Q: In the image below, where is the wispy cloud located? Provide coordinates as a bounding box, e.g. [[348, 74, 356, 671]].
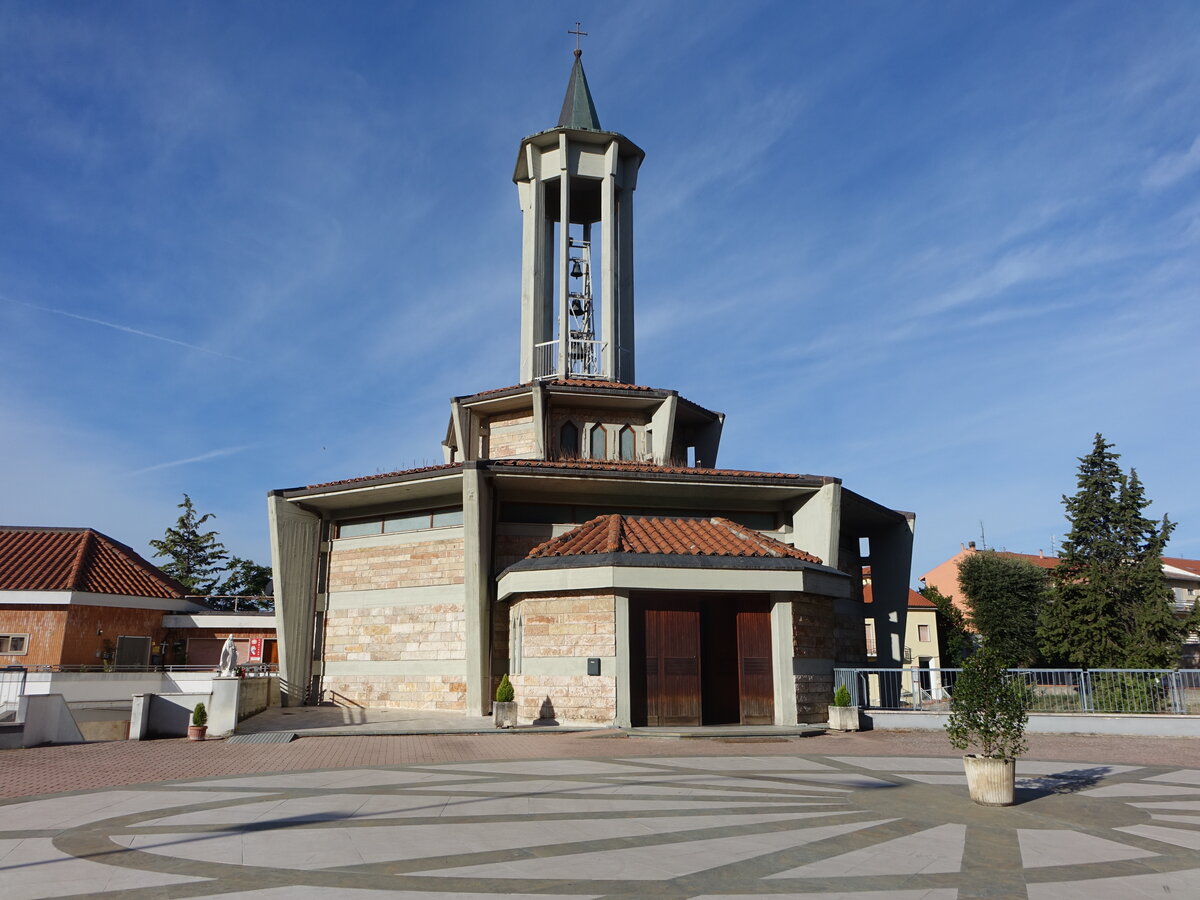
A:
[[127, 445, 252, 476], [1144, 134, 1200, 190], [4, 297, 241, 361]]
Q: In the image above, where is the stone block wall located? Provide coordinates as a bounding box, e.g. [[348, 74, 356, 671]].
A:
[[508, 590, 617, 725], [792, 592, 836, 723], [328, 538, 464, 591], [483, 411, 538, 458], [323, 603, 465, 662], [320, 674, 466, 711], [511, 674, 617, 724]]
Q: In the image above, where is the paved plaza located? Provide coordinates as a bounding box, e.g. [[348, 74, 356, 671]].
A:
[[2, 730, 1200, 899]]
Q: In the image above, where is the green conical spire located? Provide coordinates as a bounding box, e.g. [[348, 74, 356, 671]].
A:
[[557, 49, 601, 130]]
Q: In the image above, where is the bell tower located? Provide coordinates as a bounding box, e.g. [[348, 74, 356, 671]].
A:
[[515, 47, 644, 384]]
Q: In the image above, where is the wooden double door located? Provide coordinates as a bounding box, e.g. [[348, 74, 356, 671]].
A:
[[632, 594, 775, 726]]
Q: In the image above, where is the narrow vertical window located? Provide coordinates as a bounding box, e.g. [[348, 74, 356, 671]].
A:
[[619, 425, 635, 460], [589, 425, 607, 459], [560, 421, 579, 458]]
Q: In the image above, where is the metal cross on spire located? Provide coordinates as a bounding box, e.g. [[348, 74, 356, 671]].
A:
[[568, 22, 588, 54]]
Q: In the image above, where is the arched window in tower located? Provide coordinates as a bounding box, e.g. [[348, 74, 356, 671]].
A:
[[618, 425, 635, 461], [588, 424, 607, 460], [560, 421, 579, 458]]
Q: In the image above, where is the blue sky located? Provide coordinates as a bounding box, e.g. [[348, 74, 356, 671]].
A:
[[2, 1, 1198, 582]]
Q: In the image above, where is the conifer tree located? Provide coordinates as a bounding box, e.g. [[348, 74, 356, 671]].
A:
[[149, 493, 229, 595], [1038, 434, 1187, 667]]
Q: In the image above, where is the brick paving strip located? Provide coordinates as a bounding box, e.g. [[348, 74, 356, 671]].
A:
[[3, 729, 1200, 798], [2, 730, 1200, 899]]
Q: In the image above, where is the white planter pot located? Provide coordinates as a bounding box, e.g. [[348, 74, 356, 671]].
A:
[[828, 705, 860, 732], [962, 755, 1016, 806], [493, 701, 518, 729]]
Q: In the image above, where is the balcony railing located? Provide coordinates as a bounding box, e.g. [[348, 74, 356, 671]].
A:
[[534, 339, 608, 380]]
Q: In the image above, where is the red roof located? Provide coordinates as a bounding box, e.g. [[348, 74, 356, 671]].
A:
[[465, 380, 660, 398], [863, 585, 931, 607], [527, 515, 823, 562], [305, 463, 460, 490], [1164, 557, 1200, 577], [0, 526, 186, 599]]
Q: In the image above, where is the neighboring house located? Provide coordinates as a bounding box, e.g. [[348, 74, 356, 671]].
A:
[[920, 543, 1200, 667], [267, 51, 917, 728], [862, 567, 941, 669], [0, 525, 276, 669]]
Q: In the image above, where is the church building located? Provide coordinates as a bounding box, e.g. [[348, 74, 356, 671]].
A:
[[268, 50, 915, 727]]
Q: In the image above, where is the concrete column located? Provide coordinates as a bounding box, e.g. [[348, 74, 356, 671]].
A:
[[614, 589, 631, 727], [209, 677, 240, 737], [557, 133, 571, 378], [770, 594, 799, 726], [531, 381, 548, 459], [267, 494, 322, 707], [601, 141, 617, 379], [869, 515, 917, 669], [649, 393, 678, 464], [462, 464, 495, 714], [792, 482, 842, 566], [616, 186, 635, 383]]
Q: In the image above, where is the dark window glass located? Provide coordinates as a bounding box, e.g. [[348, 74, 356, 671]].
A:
[[589, 426, 606, 459], [560, 421, 579, 457]]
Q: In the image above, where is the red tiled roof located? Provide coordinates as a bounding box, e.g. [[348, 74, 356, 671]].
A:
[[995, 551, 1059, 570], [527, 515, 823, 562], [1164, 557, 1200, 577], [863, 585, 932, 607], [492, 458, 831, 482], [306, 463, 461, 490], [466, 380, 659, 398], [0, 526, 186, 599]]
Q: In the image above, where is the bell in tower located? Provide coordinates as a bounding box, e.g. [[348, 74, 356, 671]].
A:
[[514, 44, 644, 384]]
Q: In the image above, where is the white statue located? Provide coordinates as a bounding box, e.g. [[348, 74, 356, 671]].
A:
[[218, 635, 238, 676]]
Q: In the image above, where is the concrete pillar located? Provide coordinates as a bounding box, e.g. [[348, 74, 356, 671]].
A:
[[614, 590, 631, 727], [209, 677, 240, 737], [792, 482, 842, 566], [267, 494, 322, 707], [463, 464, 495, 714], [649, 393, 678, 464], [770, 594, 799, 726], [869, 515, 916, 670]]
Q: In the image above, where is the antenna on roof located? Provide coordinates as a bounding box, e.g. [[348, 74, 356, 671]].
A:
[[979, 520, 987, 551]]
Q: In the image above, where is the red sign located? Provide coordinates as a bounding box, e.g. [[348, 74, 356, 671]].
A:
[[248, 638, 263, 662]]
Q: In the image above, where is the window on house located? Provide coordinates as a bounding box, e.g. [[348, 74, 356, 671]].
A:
[[337, 506, 465, 538], [619, 425, 635, 460], [0, 634, 29, 655], [560, 421, 579, 457], [917, 624, 930, 643], [864, 621, 877, 657], [589, 425, 607, 459]]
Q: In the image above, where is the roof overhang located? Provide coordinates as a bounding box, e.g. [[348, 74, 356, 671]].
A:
[[163, 613, 278, 629], [274, 468, 464, 514], [0, 590, 211, 611], [497, 553, 850, 602]]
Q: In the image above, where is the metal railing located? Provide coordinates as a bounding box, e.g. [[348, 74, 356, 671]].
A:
[[533, 339, 608, 380], [20, 663, 278, 676], [834, 667, 1200, 715]]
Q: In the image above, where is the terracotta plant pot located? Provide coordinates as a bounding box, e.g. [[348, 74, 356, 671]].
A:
[[187, 725, 208, 742], [493, 701, 518, 728], [962, 755, 1016, 806], [828, 705, 860, 732]]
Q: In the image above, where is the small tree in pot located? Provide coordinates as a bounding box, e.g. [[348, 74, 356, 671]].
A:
[[945, 649, 1029, 806], [188, 702, 208, 741], [493, 674, 518, 728], [828, 683, 860, 732]]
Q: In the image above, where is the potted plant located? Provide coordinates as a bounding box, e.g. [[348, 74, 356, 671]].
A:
[[493, 674, 518, 728], [945, 649, 1029, 806], [828, 683, 860, 731], [188, 702, 208, 741]]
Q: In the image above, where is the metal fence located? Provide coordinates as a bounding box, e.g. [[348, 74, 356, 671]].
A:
[[18, 664, 278, 676], [834, 667, 1200, 715]]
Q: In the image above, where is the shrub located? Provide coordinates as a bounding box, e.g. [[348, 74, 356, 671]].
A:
[[192, 702, 208, 727], [832, 684, 852, 707], [495, 673, 515, 703], [1089, 673, 1167, 713], [945, 649, 1029, 759]]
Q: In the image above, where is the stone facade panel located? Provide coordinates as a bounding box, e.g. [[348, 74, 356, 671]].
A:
[[324, 603, 465, 662], [321, 674, 466, 711], [328, 538, 464, 591]]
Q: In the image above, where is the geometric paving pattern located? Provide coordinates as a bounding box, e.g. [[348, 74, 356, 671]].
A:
[[2, 755, 1200, 899]]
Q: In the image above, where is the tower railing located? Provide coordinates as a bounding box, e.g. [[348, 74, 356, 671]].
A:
[[534, 339, 608, 380]]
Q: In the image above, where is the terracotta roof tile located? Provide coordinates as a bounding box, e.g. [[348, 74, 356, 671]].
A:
[[0, 526, 186, 599], [1163, 557, 1200, 577], [527, 515, 823, 562], [863, 584, 932, 607], [306, 463, 461, 490], [492, 458, 830, 482]]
